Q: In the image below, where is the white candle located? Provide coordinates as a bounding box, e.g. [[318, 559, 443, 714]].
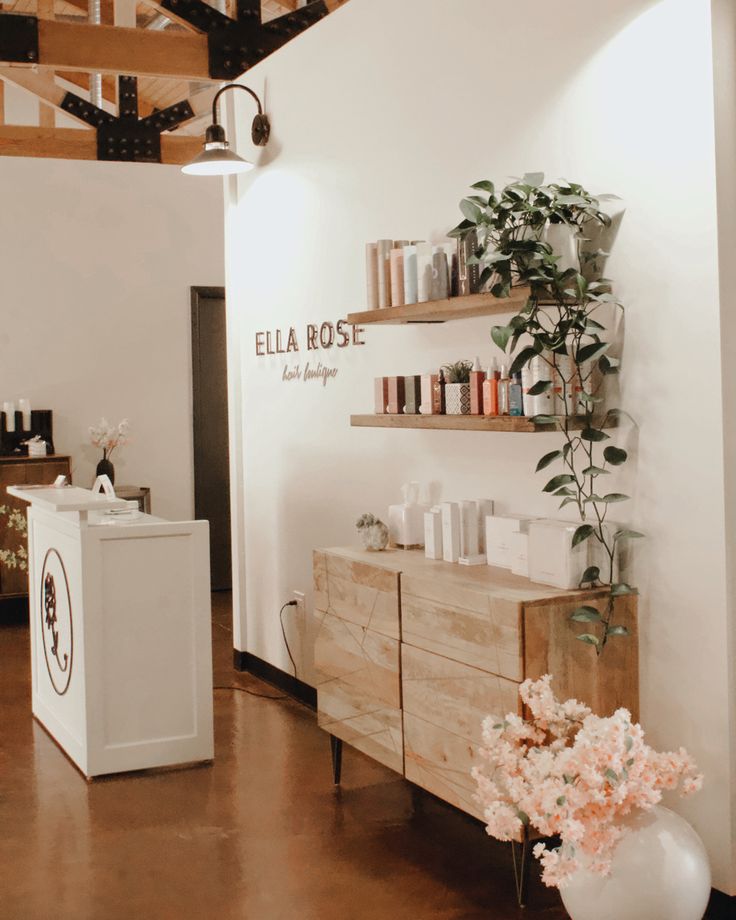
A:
[[18, 398, 31, 430], [3, 401, 15, 432]]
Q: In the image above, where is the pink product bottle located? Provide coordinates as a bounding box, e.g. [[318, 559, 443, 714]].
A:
[[482, 358, 499, 416]]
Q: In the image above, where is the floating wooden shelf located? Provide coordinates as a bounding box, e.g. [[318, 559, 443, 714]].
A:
[[347, 288, 534, 325], [350, 414, 595, 433]]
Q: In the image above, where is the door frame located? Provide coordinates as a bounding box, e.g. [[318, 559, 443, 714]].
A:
[[190, 286, 233, 591]]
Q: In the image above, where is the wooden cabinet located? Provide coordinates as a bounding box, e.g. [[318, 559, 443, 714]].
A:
[[313, 546, 639, 819], [0, 456, 71, 602]]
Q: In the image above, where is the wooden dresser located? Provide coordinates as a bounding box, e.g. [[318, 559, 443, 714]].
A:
[[0, 455, 72, 603], [313, 546, 638, 820]]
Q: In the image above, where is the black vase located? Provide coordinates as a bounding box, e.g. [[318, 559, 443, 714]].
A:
[[96, 457, 115, 485]]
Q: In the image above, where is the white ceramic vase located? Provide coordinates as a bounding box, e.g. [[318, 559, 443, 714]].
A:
[[544, 222, 581, 274], [560, 806, 711, 920]]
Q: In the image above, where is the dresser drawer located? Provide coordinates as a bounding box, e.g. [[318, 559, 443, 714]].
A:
[[402, 644, 520, 745], [313, 550, 400, 640], [314, 611, 400, 709], [403, 713, 485, 821], [317, 679, 403, 774], [401, 573, 523, 681]]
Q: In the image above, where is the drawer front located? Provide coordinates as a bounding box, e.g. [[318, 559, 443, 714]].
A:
[[313, 550, 400, 640], [402, 644, 520, 746], [314, 611, 400, 709], [317, 680, 403, 774], [403, 713, 485, 821], [401, 574, 523, 681]]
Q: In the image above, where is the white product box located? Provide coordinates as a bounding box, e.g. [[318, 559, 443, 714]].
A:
[[510, 531, 529, 577], [485, 514, 536, 569], [459, 500, 488, 565], [441, 502, 461, 563], [527, 519, 588, 590], [424, 507, 443, 560]]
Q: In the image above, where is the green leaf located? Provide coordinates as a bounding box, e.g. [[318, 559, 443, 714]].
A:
[[554, 487, 576, 497], [576, 634, 601, 647], [570, 606, 602, 623], [606, 625, 630, 637], [611, 583, 639, 597], [543, 474, 575, 493], [556, 796, 566, 807], [576, 341, 610, 363], [510, 347, 538, 376], [605, 768, 619, 784], [460, 199, 483, 223], [614, 529, 645, 542], [528, 379, 553, 396], [601, 493, 629, 503], [536, 450, 562, 472], [572, 524, 595, 547], [582, 465, 608, 477], [516, 809, 530, 826], [603, 446, 627, 466], [625, 735, 634, 752], [580, 565, 600, 584], [491, 325, 512, 351], [559, 497, 577, 509], [471, 179, 495, 194], [447, 219, 475, 239], [599, 355, 620, 375], [531, 414, 558, 426], [522, 172, 545, 187], [581, 427, 610, 442]]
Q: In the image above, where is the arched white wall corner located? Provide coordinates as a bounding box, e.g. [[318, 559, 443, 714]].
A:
[[224, 0, 735, 892]]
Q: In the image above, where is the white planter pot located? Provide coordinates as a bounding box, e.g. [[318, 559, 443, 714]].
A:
[[544, 222, 581, 274], [445, 383, 471, 415], [560, 806, 711, 920]]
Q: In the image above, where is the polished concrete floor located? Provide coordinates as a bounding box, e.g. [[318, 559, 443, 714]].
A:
[[0, 596, 728, 919]]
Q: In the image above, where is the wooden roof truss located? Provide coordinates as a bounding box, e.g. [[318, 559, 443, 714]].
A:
[[0, 0, 348, 165]]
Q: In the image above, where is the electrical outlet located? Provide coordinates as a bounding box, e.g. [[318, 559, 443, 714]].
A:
[[292, 590, 305, 612]]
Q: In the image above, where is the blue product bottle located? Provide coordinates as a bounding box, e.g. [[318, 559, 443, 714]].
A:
[[509, 372, 524, 417]]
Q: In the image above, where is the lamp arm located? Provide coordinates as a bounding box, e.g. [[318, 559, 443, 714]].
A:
[[211, 83, 264, 127]]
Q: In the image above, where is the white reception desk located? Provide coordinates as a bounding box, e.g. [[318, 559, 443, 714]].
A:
[[8, 485, 214, 779]]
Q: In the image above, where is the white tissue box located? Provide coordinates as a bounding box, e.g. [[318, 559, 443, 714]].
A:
[[485, 515, 535, 569], [527, 519, 588, 590]]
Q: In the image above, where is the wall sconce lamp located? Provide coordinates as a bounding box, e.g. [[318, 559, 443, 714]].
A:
[[182, 83, 270, 176]]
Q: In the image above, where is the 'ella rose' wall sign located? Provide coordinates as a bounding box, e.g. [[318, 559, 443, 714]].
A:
[[255, 320, 366, 388], [255, 320, 365, 356]]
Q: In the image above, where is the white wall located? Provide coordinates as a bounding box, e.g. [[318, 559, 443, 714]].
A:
[[225, 0, 735, 892], [0, 83, 225, 520]]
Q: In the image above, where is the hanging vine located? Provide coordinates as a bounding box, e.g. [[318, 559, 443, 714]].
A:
[[449, 173, 641, 655]]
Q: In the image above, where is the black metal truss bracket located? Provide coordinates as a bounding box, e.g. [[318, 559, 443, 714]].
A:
[[0, 12, 39, 64], [159, 0, 330, 80], [60, 77, 195, 164]]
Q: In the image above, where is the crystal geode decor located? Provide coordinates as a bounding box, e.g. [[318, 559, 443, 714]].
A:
[[355, 513, 389, 551]]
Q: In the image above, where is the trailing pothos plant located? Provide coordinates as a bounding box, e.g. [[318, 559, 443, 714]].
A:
[[449, 173, 641, 656]]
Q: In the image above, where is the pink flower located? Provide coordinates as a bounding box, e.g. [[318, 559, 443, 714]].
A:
[[473, 675, 703, 888]]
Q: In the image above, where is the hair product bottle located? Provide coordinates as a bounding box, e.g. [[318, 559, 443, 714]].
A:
[[509, 372, 524, 416], [432, 368, 446, 414], [469, 357, 486, 415], [482, 358, 499, 416], [498, 365, 511, 416]]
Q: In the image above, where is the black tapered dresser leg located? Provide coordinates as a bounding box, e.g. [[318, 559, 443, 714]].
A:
[[329, 735, 343, 785]]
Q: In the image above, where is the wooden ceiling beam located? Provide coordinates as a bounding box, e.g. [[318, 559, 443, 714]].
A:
[[0, 125, 203, 164], [33, 20, 214, 81], [56, 70, 156, 117]]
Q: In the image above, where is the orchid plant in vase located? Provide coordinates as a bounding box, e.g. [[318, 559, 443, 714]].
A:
[[89, 417, 129, 486]]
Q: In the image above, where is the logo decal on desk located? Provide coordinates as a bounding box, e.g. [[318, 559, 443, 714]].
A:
[[40, 548, 73, 696]]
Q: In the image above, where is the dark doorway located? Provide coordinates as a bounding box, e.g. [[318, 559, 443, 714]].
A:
[[191, 287, 232, 591]]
